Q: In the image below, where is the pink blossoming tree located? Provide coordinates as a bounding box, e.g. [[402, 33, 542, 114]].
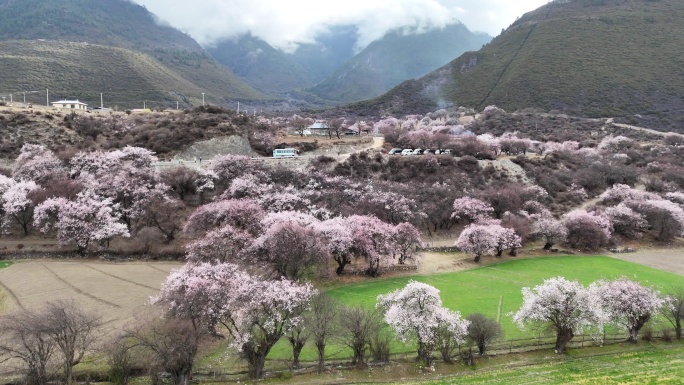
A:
[[33, 191, 129, 252], [153, 262, 316, 379], [451, 197, 494, 223]]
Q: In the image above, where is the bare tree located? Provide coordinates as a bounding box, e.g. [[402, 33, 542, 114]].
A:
[[104, 335, 136, 385], [466, 313, 503, 355], [127, 317, 202, 385], [0, 309, 56, 385], [328, 118, 344, 139], [140, 196, 186, 243], [339, 306, 381, 367], [664, 288, 684, 340], [286, 323, 308, 368], [43, 300, 101, 385], [305, 293, 338, 372], [291, 116, 309, 137]]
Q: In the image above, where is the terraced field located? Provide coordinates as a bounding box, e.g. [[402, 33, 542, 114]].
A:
[[0, 260, 181, 338]]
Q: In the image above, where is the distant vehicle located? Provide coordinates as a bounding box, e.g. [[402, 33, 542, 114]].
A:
[[388, 148, 403, 155], [423, 149, 433, 155], [443, 149, 452, 155], [273, 148, 299, 158], [401, 149, 413, 156], [411, 149, 423, 155]]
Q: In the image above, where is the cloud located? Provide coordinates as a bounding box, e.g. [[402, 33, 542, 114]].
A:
[[134, 0, 549, 52]]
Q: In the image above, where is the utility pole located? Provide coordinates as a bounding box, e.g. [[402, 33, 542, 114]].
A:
[[143, 100, 146, 109], [237, 101, 240, 114], [201, 92, 205, 106], [176, 101, 179, 110], [46, 88, 49, 106], [100, 93, 103, 109], [23, 92, 25, 104], [9, 94, 12, 103]]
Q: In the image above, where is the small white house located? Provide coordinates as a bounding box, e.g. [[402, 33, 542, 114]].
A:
[[307, 121, 330, 136], [51, 100, 88, 111]]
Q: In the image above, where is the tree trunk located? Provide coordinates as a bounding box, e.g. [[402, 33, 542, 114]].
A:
[[172, 368, 192, 385], [366, 258, 380, 277], [554, 327, 574, 354], [316, 341, 326, 372], [417, 341, 433, 366], [291, 341, 305, 368], [629, 315, 650, 343], [509, 247, 518, 257], [496, 248, 503, 257], [474, 254, 481, 263], [334, 256, 350, 275], [543, 242, 553, 250], [477, 338, 486, 355], [247, 352, 268, 379], [676, 319, 682, 341]]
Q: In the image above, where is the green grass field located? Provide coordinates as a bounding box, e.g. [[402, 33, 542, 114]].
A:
[[0, 261, 12, 269], [411, 342, 684, 385], [327, 256, 683, 339], [253, 256, 684, 364]]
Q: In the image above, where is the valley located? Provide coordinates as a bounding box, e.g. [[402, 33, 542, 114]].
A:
[[0, 0, 683, 384]]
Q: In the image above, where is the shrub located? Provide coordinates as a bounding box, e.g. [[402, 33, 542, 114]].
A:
[[641, 326, 654, 342]]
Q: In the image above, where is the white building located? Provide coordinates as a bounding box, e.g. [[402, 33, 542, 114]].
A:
[[51, 100, 88, 111]]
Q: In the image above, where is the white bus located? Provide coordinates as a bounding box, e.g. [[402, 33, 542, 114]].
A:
[[273, 148, 299, 158]]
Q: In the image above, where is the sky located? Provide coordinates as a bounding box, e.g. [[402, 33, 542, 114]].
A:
[[133, 0, 549, 52]]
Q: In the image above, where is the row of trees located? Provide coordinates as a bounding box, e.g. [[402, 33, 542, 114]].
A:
[[2, 273, 682, 383], [513, 277, 678, 353], [452, 185, 684, 261]]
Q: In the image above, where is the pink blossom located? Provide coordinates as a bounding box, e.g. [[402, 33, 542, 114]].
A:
[[184, 199, 264, 236], [455, 224, 498, 262], [33, 190, 129, 251], [186, 225, 253, 264], [12, 144, 64, 182], [451, 197, 494, 223], [153, 262, 316, 378]]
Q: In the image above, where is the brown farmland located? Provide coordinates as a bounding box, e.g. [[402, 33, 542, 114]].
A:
[[0, 260, 181, 336]]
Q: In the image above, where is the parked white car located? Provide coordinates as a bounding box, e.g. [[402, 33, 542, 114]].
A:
[[401, 149, 413, 156]]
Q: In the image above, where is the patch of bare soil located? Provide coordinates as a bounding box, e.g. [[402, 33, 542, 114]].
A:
[[0, 260, 183, 346], [607, 247, 684, 276]]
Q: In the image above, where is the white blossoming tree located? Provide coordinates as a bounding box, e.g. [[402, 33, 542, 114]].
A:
[[590, 278, 664, 343], [376, 281, 468, 366], [513, 277, 605, 354]]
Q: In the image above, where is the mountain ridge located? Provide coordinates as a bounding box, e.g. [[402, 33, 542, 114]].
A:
[[0, 0, 269, 109], [352, 0, 684, 131]]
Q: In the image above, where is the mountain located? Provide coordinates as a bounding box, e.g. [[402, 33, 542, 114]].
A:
[[310, 23, 491, 103], [207, 26, 359, 94], [206, 34, 314, 93], [354, 0, 684, 131], [289, 25, 359, 85], [0, 0, 267, 109]]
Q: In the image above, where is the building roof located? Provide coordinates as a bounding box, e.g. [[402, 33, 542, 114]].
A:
[[52, 100, 88, 105], [308, 122, 329, 129]]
